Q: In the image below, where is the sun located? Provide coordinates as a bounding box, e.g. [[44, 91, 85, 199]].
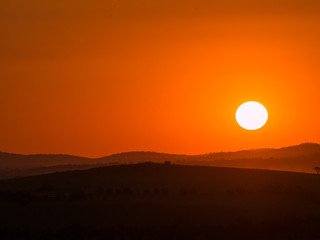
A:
[[236, 101, 268, 130]]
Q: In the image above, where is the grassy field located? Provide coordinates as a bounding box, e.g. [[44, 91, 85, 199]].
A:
[[0, 163, 320, 239]]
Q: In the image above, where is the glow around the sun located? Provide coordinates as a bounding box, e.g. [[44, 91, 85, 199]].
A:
[[236, 101, 268, 130]]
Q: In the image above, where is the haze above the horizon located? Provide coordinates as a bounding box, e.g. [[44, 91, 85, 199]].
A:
[[1, 0, 320, 157]]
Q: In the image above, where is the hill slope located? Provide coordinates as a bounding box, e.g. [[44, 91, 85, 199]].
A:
[[0, 162, 318, 192], [0, 164, 320, 239], [0, 143, 319, 179]]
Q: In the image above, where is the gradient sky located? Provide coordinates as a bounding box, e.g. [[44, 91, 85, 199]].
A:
[[1, 0, 320, 157]]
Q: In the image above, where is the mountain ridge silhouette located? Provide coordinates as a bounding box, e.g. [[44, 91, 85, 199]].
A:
[[0, 143, 319, 175]]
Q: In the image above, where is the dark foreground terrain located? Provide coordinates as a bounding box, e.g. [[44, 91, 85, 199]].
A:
[[0, 163, 320, 239]]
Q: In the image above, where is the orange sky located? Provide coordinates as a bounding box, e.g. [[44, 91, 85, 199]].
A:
[[1, 0, 320, 157]]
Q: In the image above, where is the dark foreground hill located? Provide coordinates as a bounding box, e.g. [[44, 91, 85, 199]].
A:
[[0, 163, 320, 239], [0, 143, 320, 179]]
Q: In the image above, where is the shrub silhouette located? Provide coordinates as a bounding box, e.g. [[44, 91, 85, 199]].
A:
[[314, 166, 320, 174]]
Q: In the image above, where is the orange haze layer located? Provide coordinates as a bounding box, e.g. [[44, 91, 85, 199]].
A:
[[1, 0, 320, 157]]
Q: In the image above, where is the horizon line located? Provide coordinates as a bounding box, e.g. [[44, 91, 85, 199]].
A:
[[0, 142, 319, 159]]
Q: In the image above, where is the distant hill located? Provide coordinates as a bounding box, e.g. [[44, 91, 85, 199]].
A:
[[200, 142, 320, 160], [0, 152, 93, 168], [99, 143, 320, 162], [0, 143, 319, 178]]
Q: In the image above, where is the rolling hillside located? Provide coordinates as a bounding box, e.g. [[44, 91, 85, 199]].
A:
[[0, 143, 319, 179], [0, 163, 320, 239]]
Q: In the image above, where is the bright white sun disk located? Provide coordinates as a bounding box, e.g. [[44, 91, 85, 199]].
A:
[[236, 101, 268, 130]]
